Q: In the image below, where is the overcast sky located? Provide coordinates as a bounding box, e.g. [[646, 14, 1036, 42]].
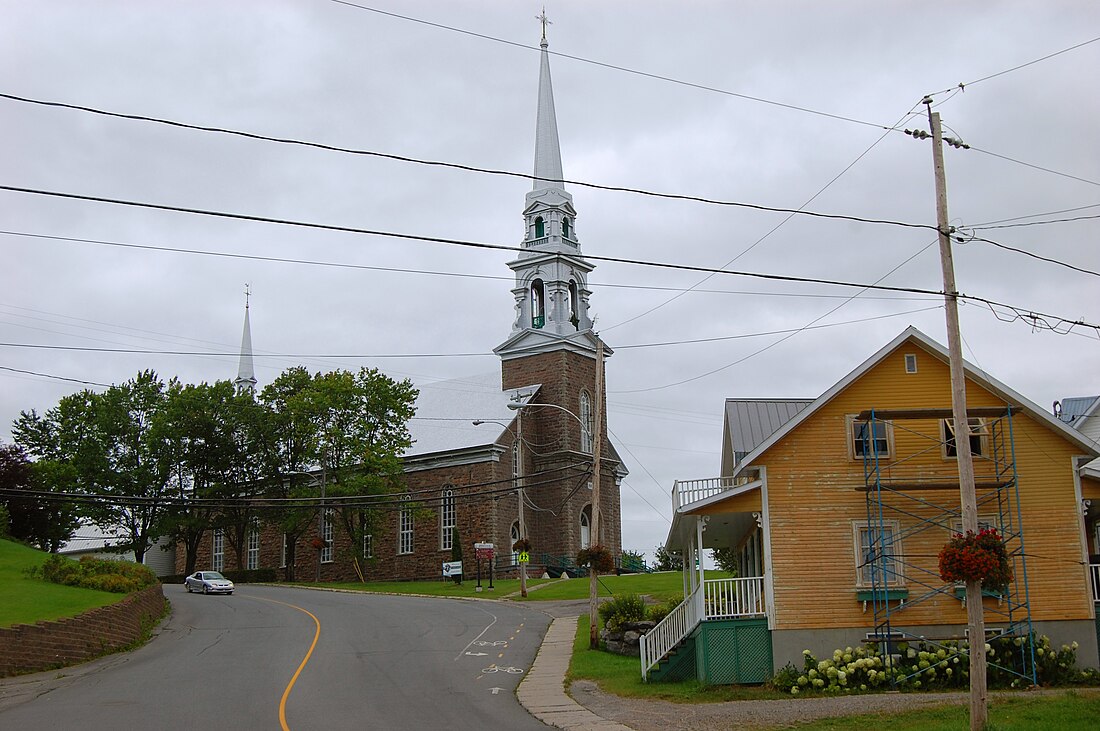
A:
[[4, 1, 1098, 559]]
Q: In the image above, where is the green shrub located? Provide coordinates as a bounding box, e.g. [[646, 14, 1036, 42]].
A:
[[771, 634, 1099, 696], [32, 553, 156, 593], [647, 598, 680, 624], [598, 593, 648, 633]]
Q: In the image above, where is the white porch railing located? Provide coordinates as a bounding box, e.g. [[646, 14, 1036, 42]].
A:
[[704, 576, 766, 619], [1091, 563, 1099, 603], [640, 582, 701, 680], [639, 577, 766, 680], [673, 475, 754, 510]]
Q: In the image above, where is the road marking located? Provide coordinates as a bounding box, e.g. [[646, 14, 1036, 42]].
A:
[[490, 687, 503, 695], [245, 595, 321, 731], [466, 652, 488, 657]]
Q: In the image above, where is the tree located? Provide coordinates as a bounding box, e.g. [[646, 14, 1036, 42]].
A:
[[652, 544, 683, 572], [711, 547, 738, 575], [294, 367, 418, 565], [14, 371, 175, 564], [0, 443, 80, 551]]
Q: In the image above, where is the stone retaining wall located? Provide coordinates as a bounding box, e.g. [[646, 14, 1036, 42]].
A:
[[0, 584, 166, 677]]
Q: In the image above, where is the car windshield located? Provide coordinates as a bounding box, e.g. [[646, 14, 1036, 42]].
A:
[[203, 572, 226, 580]]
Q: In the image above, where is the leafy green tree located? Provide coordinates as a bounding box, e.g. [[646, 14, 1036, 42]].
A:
[[711, 547, 738, 575], [1, 443, 81, 551], [652, 544, 684, 572], [14, 371, 175, 564]]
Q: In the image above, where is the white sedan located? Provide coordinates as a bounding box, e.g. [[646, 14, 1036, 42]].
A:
[[184, 571, 235, 595]]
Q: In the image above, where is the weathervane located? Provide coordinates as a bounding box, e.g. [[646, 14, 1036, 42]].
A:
[[536, 7, 551, 44], [244, 283, 251, 310]]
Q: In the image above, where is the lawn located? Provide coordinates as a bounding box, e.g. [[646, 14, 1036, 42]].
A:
[[0, 539, 120, 628], [788, 690, 1100, 730], [512, 569, 727, 602], [295, 575, 556, 599]]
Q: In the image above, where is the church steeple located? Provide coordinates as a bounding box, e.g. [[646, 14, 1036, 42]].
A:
[[496, 17, 603, 361], [234, 286, 257, 396]]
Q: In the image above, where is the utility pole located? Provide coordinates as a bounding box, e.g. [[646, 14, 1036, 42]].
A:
[[517, 410, 528, 599], [921, 98, 987, 730], [589, 340, 605, 649]]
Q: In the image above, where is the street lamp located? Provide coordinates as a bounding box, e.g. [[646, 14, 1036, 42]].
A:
[[507, 397, 604, 649], [473, 418, 530, 598]]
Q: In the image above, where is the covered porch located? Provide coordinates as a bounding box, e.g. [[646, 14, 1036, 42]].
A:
[[641, 475, 773, 684]]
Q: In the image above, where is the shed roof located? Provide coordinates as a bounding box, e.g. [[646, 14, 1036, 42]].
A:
[[725, 399, 813, 457]]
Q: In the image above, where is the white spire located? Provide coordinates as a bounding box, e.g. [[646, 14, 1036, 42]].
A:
[[531, 12, 565, 195], [234, 285, 257, 396]]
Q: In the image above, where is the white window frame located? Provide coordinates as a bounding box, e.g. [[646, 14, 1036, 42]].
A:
[[580, 391, 594, 454], [246, 519, 261, 570], [510, 521, 521, 567], [280, 533, 288, 569], [321, 509, 334, 564], [949, 515, 1000, 536], [853, 520, 903, 588], [942, 417, 988, 459], [904, 353, 918, 373], [399, 498, 414, 555], [580, 506, 591, 549], [848, 415, 893, 460], [363, 532, 373, 559], [440, 488, 456, 551], [212, 528, 225, 572]]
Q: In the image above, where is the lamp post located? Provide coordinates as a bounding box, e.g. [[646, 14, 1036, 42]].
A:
[[473, 418, 529, 597], [508, 370, 604, 650]]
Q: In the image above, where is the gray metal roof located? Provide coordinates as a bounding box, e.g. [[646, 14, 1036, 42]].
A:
[[725, 399, 813, 457], [1056, 395, 1099, 427], [404, 372, 534, 458]]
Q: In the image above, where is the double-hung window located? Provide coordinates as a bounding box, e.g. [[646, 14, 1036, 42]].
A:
[[320, 509, 334, 563], [440, 488, 456, 551], [399, 497, 414, 555], [212, 528, 225, 572], [247, 519, 260, 570], [850, 416, 891, 459], [853, 520, 902, 587]]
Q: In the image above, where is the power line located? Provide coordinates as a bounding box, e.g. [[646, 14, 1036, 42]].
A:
[[968, 145, 1100, 188], [326, 1, 896, 132], [3, 184, 1094, 335], [970, 203, 1100, 227], [0, 93, 928, 228], [945, 35, 1100, 91], [964, 234, 1100, 278], [0, 229, 933, 302], [0, 365, 111, 388]]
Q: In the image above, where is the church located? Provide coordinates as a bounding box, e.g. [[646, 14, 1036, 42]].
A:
[[179, 28, 627, 583]]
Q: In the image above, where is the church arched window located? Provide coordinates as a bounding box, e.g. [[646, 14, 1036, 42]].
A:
[[534, 216, 545, 238], [562, 216, 571, 239], [580, 390, 594, 453], [580, 506, 591, 550], [531, 279, 545, 328], [568, 281, 579, 330]]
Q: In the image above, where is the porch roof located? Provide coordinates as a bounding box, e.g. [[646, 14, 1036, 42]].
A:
[[665, 479, 763, 553]]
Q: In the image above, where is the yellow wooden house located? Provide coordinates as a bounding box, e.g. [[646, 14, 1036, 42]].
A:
[[643, 327, 1100, 685]]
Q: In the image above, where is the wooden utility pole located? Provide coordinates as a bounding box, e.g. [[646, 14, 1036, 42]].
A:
[[517, 410, 528, 598], [589, 340, 605, 649], [926, 100, 987, 730]]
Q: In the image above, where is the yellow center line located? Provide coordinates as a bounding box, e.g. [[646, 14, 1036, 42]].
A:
[[245, 595, 321, 731]]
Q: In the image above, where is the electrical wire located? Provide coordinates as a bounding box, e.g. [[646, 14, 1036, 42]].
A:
[[4, 183, 1093, 333]]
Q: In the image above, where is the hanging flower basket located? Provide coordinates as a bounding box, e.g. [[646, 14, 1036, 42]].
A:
[[938, 527, 1012, 592], [310, 538, 325, 550], [512, 538, 531, 553], [576, 544, 615, 574]]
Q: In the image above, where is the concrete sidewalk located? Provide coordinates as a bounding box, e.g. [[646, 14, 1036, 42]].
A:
[[516, 615, 632, 731]]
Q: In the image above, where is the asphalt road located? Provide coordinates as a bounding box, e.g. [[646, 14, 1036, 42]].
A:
[[0, 585, 555, 730]]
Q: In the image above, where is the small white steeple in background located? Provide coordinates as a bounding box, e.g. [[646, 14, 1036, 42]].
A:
[[234, 284, 257, 396]]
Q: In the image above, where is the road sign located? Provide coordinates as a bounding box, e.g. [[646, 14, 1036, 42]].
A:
[[442, 561, 462, 577], [518, 551, 530, 563]]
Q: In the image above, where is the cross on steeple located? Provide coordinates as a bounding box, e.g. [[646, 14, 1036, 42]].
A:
[[244, 282, 251, 310], [536, 7, 551, 46]]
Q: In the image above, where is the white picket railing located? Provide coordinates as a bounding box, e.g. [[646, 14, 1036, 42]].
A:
[[1091, 563, 1099, 603], [640, 583, 702, 680], [703, 576, 766, 619], [672, 476, 742, 510], [640, 576, 767, 680]]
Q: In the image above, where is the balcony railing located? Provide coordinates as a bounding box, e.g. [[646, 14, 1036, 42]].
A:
[[704, 576, 766, 619], [672, 475, 756, 510]]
